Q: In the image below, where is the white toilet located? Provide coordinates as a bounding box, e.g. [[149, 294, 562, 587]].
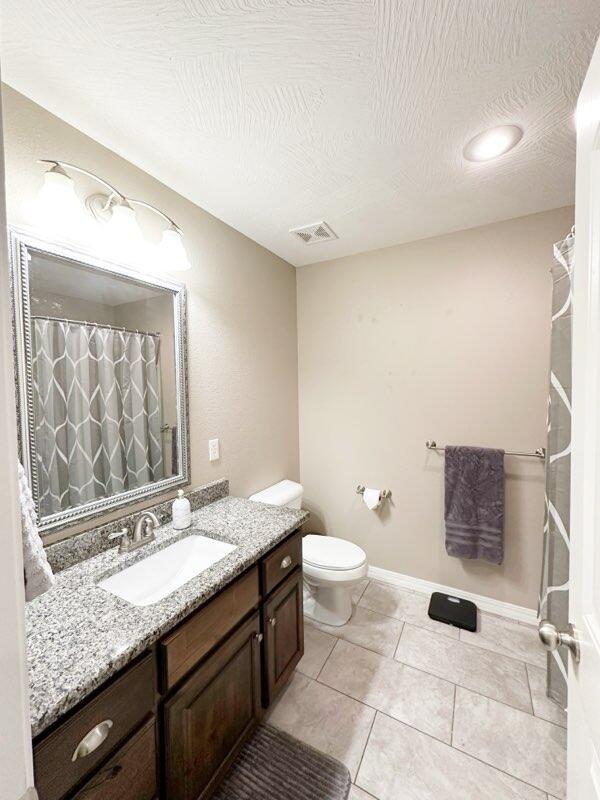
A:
[[249, 480, 368, 626]]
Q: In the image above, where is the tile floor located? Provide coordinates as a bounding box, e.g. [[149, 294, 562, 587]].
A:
[[266, 579, 567, 800]]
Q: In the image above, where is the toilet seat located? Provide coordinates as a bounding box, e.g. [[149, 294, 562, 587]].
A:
[[303, 535, 367, 571]]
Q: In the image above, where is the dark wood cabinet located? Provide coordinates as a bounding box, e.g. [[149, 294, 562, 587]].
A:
[[262, 568, 304, 706], [160, 566, 259, 691], [34, 528, 303, 800], [72, 717, 157, 800], [33, 654, 156, 800], [261, 532, 303, 595], [163, 612, 263, 800]]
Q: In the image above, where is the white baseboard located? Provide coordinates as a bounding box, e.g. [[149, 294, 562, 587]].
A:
[[367, 565, 538, 626]]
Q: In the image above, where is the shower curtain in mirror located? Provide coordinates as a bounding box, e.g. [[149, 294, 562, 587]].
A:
[[31, 319, 164, 516], [539, 233, 573, 709]]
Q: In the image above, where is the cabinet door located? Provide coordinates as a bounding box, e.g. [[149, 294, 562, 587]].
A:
[[263, 568, 304, 707], [163, 613, 262, 800]]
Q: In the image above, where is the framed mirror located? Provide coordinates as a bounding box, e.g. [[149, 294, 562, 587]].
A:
[[10, 229, 189, 534]]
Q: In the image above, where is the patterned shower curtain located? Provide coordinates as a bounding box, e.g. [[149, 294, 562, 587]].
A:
[[31, 319, 164, 516], [539, 233, 573, 709]]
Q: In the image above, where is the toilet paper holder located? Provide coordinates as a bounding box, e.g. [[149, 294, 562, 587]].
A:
[[356, 485, 392, 501]]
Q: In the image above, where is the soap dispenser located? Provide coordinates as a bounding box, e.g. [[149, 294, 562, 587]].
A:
[[172, 489, 191, 530]]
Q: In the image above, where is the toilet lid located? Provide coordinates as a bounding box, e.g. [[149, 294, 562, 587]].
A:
[[303, 535, 367, 571]]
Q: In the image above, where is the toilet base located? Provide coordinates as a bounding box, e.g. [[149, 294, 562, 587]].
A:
[[303, 581, 354, 626]]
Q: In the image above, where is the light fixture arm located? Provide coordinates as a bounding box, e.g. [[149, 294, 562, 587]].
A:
[[38, 159, 182, 234], [38, 159, 125, 200], [127, 198, 182, 235]]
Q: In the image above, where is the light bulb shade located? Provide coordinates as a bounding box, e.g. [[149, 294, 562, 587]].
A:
[[104, 201, 145, 266], [106, 202, 140, 238], [158, 227, 192, 271], [34, 167, 85, 238]]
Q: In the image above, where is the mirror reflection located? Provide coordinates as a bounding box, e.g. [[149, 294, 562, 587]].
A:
[[13, 238, 188, 528]]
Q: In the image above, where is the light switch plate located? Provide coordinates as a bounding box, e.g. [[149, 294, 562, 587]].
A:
[[208, 438, 220, 462]]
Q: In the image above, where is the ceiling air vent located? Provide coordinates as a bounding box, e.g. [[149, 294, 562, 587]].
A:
[[289, 221, 338, 245]]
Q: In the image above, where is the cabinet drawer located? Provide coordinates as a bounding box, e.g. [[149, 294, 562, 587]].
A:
[[72, 717, 157, 800], [261, 531, 302, 596], [160, 566, 259, 691], [34, 654, 155, 800]]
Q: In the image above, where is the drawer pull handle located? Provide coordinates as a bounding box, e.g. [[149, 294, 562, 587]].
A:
[[269, 616, 277, 627], [77, 765, 122, 797], [255, 633, 264, 643], [280, 556, 292, 569], [71, 719, 113, 762]]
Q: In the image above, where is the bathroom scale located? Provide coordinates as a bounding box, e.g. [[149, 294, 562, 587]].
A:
[[428, 591, 477, 632]]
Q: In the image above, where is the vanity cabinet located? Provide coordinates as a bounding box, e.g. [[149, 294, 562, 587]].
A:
[[33, 529, 304, 800], [262, 568, 304, 706], [163, 613, 262, 800]]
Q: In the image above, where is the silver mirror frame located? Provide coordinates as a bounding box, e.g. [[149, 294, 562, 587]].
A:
[[9, 227, 190, 534]]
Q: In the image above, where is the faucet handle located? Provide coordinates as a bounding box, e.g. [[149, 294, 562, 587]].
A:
[[108, 528, 130, 552]]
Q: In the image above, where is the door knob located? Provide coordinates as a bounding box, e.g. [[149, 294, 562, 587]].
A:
[[538, 619, 580, 663]]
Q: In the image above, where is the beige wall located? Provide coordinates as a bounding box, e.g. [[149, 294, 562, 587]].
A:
[[297, 206, 573, 610], [2, 85, 299, 542]]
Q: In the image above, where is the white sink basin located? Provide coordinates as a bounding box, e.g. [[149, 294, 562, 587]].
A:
[[98, 534, 237, 607]]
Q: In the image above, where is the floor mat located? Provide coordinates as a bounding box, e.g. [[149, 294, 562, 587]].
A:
[[212, 723, 352, 800]]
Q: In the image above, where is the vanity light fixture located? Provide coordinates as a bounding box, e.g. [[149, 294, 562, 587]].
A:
[[34, 162, 86, 235], [158, 224, 193, 272], [462, 124, 523, 162], [104, 197, 146, 265], [36, 160, 192, 271]]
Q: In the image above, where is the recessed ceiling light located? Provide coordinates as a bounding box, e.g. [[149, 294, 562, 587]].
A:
[[463, 125, 523, 162]]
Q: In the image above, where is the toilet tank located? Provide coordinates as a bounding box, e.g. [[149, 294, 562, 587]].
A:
[[249, 479, 304, 509]]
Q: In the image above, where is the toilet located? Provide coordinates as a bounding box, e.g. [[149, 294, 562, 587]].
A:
[[249, 480, 368, 626]]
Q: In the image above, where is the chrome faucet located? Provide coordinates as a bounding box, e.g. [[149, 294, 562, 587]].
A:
[[109, 511, 160, 554]]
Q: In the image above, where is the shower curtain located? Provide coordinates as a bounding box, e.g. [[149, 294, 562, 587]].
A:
[[539, 233, 573, 708], [32, 319, 164, 516]]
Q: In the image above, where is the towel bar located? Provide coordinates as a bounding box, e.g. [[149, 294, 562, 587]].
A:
[[425, 440, 546, 460]]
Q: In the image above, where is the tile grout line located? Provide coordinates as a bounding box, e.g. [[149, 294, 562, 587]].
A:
[[450, 682, 456, 747], [370, 579, 538, 630], [314, 666, 453, 747], [354, 579, 370, 604], [309, 615, 542, 722], [525, 661, 535, 717], [351, 785, 378, 800], [392, 620, 404, 656], [291, 669, 562, 796], [394, 621, 545, 682], [354, 707, 378, 785], [360, 582, 545, 663], [314, 635, 341, 682], [375, 708, 559, 798], [313, 631, 566, 734], [354, 602, 544, 668]]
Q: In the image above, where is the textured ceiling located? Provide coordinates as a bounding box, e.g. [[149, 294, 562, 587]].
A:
[[2, 1, 599, 266]]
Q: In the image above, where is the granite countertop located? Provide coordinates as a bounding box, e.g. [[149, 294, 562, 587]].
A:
[[27, 496, 308, 738]]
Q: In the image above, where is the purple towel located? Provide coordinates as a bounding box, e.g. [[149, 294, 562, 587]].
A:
[[171, 424, 178, 475], [444, 446, 505, 565]]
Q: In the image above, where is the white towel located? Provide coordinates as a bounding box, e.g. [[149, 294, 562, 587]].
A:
[[18, 463, 54, 601]]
